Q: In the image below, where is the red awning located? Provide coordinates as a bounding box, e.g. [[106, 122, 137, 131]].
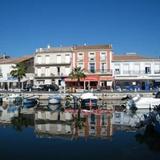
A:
[[65, 75, 99, 82], [100, 76, 113, 81]]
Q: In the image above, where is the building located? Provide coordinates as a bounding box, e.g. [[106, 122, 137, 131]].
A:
[[65, 44, 113, 90], [34, 46, 73, 90], [0, 55, 34, 90], [112, 53, 160, 91]]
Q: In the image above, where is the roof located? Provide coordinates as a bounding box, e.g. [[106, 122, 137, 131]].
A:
[[36, 47, 73, 53], [73, 44, 112, 50], [112, 54, 153, 62], [0, 55, 33, 64]]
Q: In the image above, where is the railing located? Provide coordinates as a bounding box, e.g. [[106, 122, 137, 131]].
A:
[[35, 73, 68, 78], [35, 62, 71, 66], [114, 70, 154, 75], [85, 69, 112, 74]]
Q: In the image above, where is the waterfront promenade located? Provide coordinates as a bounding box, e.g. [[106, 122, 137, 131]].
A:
[[0, 90, 155, 100]]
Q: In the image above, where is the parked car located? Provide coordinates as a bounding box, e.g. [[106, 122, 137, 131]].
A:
[[24, 84, 59, 92], [39, 84, 59, 91]]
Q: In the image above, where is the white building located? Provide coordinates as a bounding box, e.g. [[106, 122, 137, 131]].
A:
[[112, 53, 160, 91], [34, 46, 73, 89], [0, 55, 34, 90]]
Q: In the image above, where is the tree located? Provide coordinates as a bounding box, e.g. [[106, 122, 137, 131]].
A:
[[10, 63, 26, 89], [69, 66, 86, 88]]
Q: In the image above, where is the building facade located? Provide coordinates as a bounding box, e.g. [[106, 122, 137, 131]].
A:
[[65, 44, 113, 90], [112, 53, 160, 91], [0, 55, 34, 90], [34, 46, 73, 90]]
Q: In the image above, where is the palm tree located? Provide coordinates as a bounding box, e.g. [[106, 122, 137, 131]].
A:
[[10, 63, 26, 89], [69, 66, 86, 88]]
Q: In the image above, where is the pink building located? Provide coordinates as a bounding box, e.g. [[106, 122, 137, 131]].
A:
[[65, 44, 113, 90]]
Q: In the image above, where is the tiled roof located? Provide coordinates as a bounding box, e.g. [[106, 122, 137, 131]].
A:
[[0, 55, 33, 64], [36, 47, 73, 53], [112, 54, 152, 62], [73, 44, 112, 50]]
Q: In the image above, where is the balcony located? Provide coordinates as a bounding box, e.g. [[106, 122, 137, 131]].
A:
[[85, 69, 112, 75], [35, 73, 68, 79], [35, 62, 71, 67], [154, 71, 160, 74], [114, 70, 154, 75]]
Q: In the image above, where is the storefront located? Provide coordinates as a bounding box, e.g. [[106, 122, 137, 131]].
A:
[[65, 75, 114, 91]]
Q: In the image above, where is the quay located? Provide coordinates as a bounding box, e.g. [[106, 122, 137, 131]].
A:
[[0, 90, 155, 100]]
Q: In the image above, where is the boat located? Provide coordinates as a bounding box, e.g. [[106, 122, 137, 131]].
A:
[[136, 105, 160, 134], [80, 93, 98, 109], [126, 94, 160, 110], [65, 95, 79, 109], [48, 95, 61, 104], [2, 94, 22, 103], [0, 104, 19, 123], [23, 96, 39, 108], [48, 104, 61, 111]]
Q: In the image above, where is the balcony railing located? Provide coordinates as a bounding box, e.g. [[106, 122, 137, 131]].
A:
[[114, 70, 157, 75], [35, 73, 68, 78], [35, 62, 71, 66], [85, 69, 112, 74]]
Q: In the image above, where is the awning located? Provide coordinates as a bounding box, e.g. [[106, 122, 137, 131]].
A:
[[65, 75, 99, 82], [100, 76, 113, 81]]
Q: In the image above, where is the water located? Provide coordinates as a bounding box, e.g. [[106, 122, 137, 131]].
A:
[[0, 103, 160, 160]]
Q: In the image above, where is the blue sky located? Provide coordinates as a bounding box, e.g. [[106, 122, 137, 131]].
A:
[[0, 0, 160, 57]]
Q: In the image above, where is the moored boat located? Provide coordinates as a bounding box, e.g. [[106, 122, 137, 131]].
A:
[[80, 93, 98, 109], [48, 95, 61, 104], [126, 94, 160, 110], [23, 96, 39, 108]]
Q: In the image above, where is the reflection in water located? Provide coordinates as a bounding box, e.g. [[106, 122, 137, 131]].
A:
[[0, 102, 19, 123], [135, 124, 160, 151], [34, 109, 114, 140], [0, 102, 147, 139], [0, 102, 160, 145]]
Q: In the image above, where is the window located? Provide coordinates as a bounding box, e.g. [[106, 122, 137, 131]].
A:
[[114, 64, 120, 74], [123, 64, 129, 74], [134, 64, 140, 74], [77, 52, 84, 61], [57, 67, 60, 75], [45, 55, 50, 64], [144, 64, 151, 74], [37, 56, 42, 64], [115, 68, 120, 74], [46, 67, 50, 76], [78, 63, 84, 69], [65, 67, 71, 75], [58, 80, 61, 85], [0, 67, 2, 76], [65, 54, 70, 63], [145, 67, 151, 74], [37, 68, 41, 76], [90, 58, 95, 62], [89, 52, 95, 57], [154, 63, 160, 74], [57, 55, 61, 63], [100, 52, 106, 61], [89, 63, 95, 73], [101, 63, 106, 73]]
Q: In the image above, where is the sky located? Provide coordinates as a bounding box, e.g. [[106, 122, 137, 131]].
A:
[[0, 0, 160, 57]]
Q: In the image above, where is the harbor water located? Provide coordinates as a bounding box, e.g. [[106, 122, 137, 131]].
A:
[[0, 100, 160, 160]]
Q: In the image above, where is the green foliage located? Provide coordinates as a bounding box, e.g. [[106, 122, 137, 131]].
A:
[[10, 63, 26, 88], [69, 67, 86, 87]]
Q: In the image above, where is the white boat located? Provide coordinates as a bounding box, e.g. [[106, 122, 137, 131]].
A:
[[48, 104, 60, 111], [126, 94, 160, 109], [80, 93, 98, 109], [2, 94, 22, 103], [48, 95, 61, 104]]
